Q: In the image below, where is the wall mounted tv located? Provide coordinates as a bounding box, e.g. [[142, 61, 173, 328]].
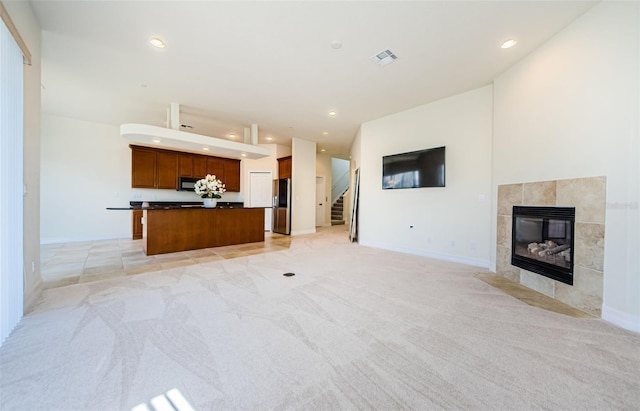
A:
[[382, 146, 445, 189]]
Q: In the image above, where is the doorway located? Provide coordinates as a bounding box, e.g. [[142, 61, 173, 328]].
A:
[[249, 171, 273, 231], [315, 176, 325, 227]]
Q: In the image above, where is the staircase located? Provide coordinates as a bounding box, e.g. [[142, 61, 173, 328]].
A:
[[331, 195, 345, 226]]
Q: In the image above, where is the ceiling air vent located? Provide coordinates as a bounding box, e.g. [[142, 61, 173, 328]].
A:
[[370, 49, 398, 66]]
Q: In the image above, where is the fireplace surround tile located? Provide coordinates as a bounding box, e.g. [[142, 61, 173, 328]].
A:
[[574, 223, 605, 271], [498, 184, 523, 215], [496, 215, 511, 248], [496, 245, 520, 282], [520, 270, 555, 297], [495, 176, 605, 317], [523, 181, 557, 206], [555, 266, 603, 316], [557, 177, 606, 224]]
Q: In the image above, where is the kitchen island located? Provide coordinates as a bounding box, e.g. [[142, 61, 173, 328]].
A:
[[143, 206, 265, 255]]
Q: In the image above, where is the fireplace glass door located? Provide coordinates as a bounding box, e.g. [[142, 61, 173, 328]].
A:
[[511, 206, 575, 285]]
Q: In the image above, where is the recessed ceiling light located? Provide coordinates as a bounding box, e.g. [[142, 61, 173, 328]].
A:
[[202, 146, 209, 151], [241, 153, 247, 157], [328, 110, 337, 117], [152, 138, 161, 143], [501, 39, 517, 49], [330, 40, 342, 50], [149, 37, 166, 48], [322, 131, 329, 135], [266, 136, 273, 141], [320, 149, 326, 152]]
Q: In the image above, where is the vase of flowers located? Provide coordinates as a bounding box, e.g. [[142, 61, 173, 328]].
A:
[[194, 174, 226, 208]]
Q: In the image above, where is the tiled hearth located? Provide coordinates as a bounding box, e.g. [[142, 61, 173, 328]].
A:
[[496, 177, 606, 316]]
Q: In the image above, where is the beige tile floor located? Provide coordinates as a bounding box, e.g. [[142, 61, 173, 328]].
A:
[[41, 232, 292, 289], [476, 272, 594, 318]]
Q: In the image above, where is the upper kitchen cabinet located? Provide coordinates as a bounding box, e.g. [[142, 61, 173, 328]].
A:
[[178, 153, 207, 178], [193, 156, 207, 178], [223, 159, 241, 192], [177, 154, 194, 177], [278, 156, 292, 179], [205, 157, 239, 192], [131, 146, 178, 189], [156, 151, 178, 189], [206, 157, 225, 181], [130, 145, 241, 191], [131, 147, 157, 188]]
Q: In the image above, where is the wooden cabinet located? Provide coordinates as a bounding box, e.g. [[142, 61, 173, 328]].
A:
[[178, 154, 193, 177], [278, 156, 292, 179], [178, 153, 207, 179], [130, 145, 241, 192], [204, 157, 241, 192], [193, 156, 207, 178], [131, 146, 177, 189], [132, 209, 143, 240], [156, 151, 178, 189], [223, 159, 241, 191], [206, 157, 225, 180], [131, 147, 157, 188], [143, 208, 264, 255]]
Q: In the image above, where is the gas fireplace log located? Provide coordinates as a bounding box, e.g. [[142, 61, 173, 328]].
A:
[[542, 244, 571, 256], [528, 243, 543, 253]]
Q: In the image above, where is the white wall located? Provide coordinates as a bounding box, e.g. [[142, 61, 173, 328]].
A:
[[357, 86, 494, 267], [291, 138, 316, 235], [276, 145, 292, 159], [331, 157, 350, 181], [4, 0, 42, 310], [41, 115, 132, 242], [492, 1, 640, 331], [41, 114, 246, 243]]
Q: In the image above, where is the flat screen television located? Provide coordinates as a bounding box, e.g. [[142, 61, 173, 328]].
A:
[[382, 146, 445, 189]]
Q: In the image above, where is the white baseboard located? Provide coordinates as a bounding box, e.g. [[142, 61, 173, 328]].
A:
[[40, 233, 130, 245], [602, 305, 640, 333], [360, 240, 490, 269]]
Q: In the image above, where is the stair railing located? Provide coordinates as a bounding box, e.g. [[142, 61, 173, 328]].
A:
[[331, 170, 350, 205]]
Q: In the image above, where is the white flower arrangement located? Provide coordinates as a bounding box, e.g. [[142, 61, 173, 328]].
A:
[[194, 174, 226, 199]]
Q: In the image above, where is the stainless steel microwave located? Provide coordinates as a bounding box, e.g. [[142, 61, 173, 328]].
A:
[[178, 177, 199, 191]]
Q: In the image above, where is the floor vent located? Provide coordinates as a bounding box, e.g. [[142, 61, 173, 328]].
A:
[[283, 272, 295, 277]]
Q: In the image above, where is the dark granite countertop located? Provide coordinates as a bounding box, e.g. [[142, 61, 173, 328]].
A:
[[106, 201, 256, 210]]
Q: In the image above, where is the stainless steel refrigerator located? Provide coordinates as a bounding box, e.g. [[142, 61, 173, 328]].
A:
[[272, 178, 291, 235]]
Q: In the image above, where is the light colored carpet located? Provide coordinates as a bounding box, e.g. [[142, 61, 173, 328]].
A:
[[1, 226, 639, 410]]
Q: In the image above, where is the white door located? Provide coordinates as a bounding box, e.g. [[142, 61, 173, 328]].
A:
[[249, 171, 273, 231], [316, 176, 325, 227]]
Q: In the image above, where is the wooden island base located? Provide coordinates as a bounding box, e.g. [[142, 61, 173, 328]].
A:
[[143, 207, 265, 255]]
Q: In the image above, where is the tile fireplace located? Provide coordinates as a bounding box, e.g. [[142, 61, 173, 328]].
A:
[[496, 176, 605, 316]]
